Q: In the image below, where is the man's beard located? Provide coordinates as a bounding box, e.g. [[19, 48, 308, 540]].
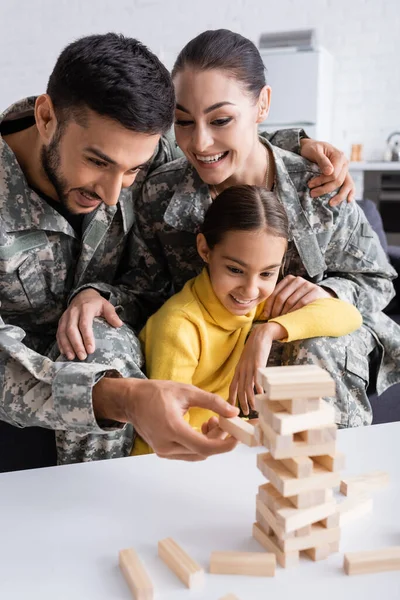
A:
[[40, 128, 73, 212], [40, 129, 102, 215]]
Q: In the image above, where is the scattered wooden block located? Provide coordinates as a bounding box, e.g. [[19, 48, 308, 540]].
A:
[[338, 493, 373, 525], [119, 548, 154, 600], [256, 418, 336, 459], [253, 522, 300, 568], [313, 452, 345, 472], [257, 452, 341, 497], [158, 538, 204, 589], [210, 551, 276, 577], [279, 398, 321, 414], [219, 416, 258, 447], [280, 456, 314, 478], [261, 399, 335, 436], [258, 483, 337, 532], [219, 594, 241, 600], [340, 471, 389, 496], [343, 547, 400, 575], [257, 365, 336, 400]]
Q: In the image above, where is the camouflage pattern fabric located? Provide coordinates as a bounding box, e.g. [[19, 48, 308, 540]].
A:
[[0, 97, 175, 464], [0, 98, 304, 464], [112, 137, 400, 427]]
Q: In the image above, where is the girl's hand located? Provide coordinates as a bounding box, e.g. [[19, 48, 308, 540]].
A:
[[262, 275, 335, 320], [228, 322, 285, 416], [57, 289, 123, 360], [300, 138, 356, 206]]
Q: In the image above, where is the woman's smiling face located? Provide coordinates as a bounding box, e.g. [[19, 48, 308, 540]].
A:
[[173, 68, 270, 187]]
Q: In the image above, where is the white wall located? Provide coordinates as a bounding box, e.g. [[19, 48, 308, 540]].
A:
[[1, 0, 399, 160]]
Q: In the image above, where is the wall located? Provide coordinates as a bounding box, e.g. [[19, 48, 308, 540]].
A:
[[1, 0, 399, 160]]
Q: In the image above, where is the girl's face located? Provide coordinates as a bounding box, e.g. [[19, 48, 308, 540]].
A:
[[197, 229, 286, 316], [173, 68, 270, 187]]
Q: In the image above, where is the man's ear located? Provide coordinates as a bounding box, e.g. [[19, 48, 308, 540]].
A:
[[34, 94, 58, 143], [256, 85, 271, 124], [196, 233, 210, 263]]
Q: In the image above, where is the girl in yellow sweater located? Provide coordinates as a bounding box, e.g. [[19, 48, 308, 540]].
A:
[[133, 185, 361, 453]]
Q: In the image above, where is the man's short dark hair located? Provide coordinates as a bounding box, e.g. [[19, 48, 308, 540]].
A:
[[47, 33, 174, 135]]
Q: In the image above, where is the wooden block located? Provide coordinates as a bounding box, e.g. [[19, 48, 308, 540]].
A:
[[320, 511, 340, 528], [158, 538, 204, 588], [258, 483, 337, 532], [295, 525, 312, 537], [252, 522, 300, 568], [257, 365, 336, 400], [303, 541, 339, 561], [119, 548, 154, 600], [340, 471, 389, 496], [344, 547, 400, 575], [276, 523, 341, 553], [257, 452, 341, 497], [258, 417, 336, 460], [338, 493, 373, 525], [255, 519, 340, 555], [256, 510, 295, 541], [219, 416, 258, 447], [219, 595, 241, 600], [298, 425, 337, 445], [291, 488, 333, 509], [279, 398, 321, 414], [261, 399, 335, 436], [210, 551, 276, 577], [313, 452, 345, 472], [280, 456, 314, 478]]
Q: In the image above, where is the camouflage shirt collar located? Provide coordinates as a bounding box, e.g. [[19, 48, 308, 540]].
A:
[[163, 137, 326, 277], [164, 161, 211, 232]]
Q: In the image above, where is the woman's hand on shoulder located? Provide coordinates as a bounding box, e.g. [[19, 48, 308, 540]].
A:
[[300, 138, 355, 206], [262, 275, 335, 320], [56, 289, 123, 360]]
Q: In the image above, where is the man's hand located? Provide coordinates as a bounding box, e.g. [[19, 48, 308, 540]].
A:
[[93, 377, 239, 461], [228, 322, 285, 416], [300, 138, 356, 206], [262, 275, 335, 320], [57, 289, 123, 360]]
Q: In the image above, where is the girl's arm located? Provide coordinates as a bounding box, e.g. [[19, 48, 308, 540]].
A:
[[230, 298, 362, 415], [266, 297, 362, 341]]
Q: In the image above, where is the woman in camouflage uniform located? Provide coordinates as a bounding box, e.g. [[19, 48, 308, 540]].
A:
[[122, 29, 399, 427]]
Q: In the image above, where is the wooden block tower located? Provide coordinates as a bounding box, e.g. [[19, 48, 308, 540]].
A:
[[252, 365, 344, 568]]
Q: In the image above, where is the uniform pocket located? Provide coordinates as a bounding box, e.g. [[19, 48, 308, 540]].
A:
[[345, 346, 370, 385], [17, 253, 49, 309]]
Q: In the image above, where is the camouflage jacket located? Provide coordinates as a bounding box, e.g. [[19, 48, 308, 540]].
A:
[[114, 138, 400, 395], [0, 98, 304, 464], [0, 98, 178, 456]]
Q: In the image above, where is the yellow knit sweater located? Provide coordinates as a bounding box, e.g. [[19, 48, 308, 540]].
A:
[[132, 268, 362, 454]]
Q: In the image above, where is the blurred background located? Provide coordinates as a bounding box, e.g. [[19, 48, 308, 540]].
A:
[[1, 0, 399, 161]]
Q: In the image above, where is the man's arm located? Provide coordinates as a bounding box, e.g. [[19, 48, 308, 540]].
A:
[[0, 317, 115, 433]]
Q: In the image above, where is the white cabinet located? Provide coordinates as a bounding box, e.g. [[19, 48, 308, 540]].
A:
[[259, 49, 334, 141]]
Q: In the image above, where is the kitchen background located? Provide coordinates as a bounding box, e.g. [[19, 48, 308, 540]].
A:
[[1, 0, 399, 161]]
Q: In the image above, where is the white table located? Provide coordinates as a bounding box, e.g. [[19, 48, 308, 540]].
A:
[[0, 423, 399, 599]]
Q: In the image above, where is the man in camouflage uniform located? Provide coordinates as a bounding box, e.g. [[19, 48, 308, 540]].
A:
[[1, 33, 345, 469], [97, 137, 399, 428], [0, 33, 247, 471]]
